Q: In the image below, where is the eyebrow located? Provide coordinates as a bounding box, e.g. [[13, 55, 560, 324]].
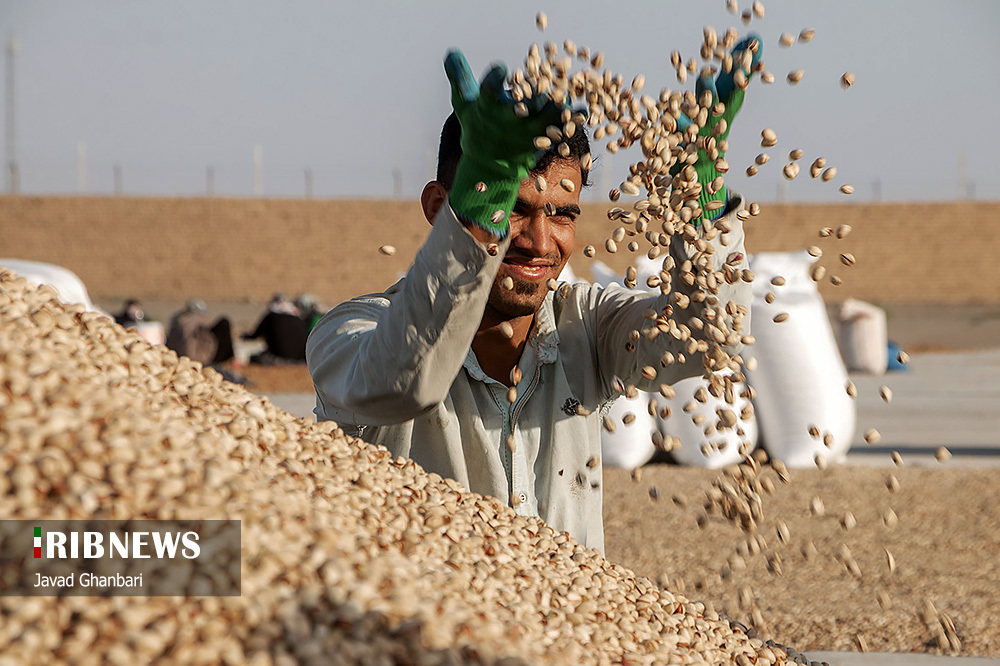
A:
[[514, 198, 581, 217]]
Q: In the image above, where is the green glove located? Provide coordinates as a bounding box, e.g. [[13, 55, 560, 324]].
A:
[[674, 34, 761, 223], [444, 49, 564, 239]]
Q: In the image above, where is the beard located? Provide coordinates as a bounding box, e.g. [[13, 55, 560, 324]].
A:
[[487, 274, 547, 318]]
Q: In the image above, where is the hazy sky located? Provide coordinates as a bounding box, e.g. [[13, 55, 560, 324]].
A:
[[3, 0, 999, 203]]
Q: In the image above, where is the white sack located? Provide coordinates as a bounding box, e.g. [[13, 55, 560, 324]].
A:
[[660, 370, 758, 468], [745, 251, 856, 468], [836, 298, 888, 375], [600, 392, 658, 469], [589, 260, 620, 288]]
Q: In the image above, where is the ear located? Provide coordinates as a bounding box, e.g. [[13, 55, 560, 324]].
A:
[[421, 181, 448, 225]]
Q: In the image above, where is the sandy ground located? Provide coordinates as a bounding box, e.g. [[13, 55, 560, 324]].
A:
[[602, 464, 1000, 657]]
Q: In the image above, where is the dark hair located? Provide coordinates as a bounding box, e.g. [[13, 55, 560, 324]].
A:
[[436, 111, 591, 190]]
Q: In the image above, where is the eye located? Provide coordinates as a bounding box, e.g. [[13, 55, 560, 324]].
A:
[[512, 200, 532, 217]]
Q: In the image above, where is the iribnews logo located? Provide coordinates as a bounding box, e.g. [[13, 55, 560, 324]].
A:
[[32, 526, 201, 560]]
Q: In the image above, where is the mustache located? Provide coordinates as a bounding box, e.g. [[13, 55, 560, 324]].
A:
[[503, 250, 560, 264]]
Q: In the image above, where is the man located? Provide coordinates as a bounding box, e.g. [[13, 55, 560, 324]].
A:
[[114, 298, 145, 329], [243, 293, 309, 364], [166, 298, 236, 366], [308, 44, 757, 553], [166, 298, 219, 366]]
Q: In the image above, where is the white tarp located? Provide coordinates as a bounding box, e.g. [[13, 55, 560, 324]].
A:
[[0, 259, 97, 311]]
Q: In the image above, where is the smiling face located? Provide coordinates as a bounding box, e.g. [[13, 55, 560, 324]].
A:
[[487, 159, 582, 318]]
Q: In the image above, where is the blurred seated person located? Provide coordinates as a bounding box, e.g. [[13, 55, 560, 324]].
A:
[[166, 298, 235, 366], [114, 298, 145, 329], [243, 293, 308, 364], [295, 293, 324, 332]]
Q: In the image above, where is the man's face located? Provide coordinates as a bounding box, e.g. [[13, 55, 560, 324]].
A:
[[488, 159, 582, 318]]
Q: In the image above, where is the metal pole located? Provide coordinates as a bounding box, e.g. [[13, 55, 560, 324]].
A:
[[957, 150, 967, 200], [114, 164, 122, 195], [77, 142, 86, 194], [304, 167, 313, 198], [253, 145, 262, 197], [5, 35, 19, 193], [206, 166, 214, 196]]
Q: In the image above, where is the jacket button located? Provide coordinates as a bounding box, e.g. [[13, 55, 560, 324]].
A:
[[511, 492, 527, 507]]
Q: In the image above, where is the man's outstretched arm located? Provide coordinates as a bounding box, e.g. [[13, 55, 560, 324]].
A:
[[307, 204, 508, 426], [591, 35, 761, 401]]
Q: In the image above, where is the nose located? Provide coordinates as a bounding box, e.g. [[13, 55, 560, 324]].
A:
[[512, 209, 555, 257]]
